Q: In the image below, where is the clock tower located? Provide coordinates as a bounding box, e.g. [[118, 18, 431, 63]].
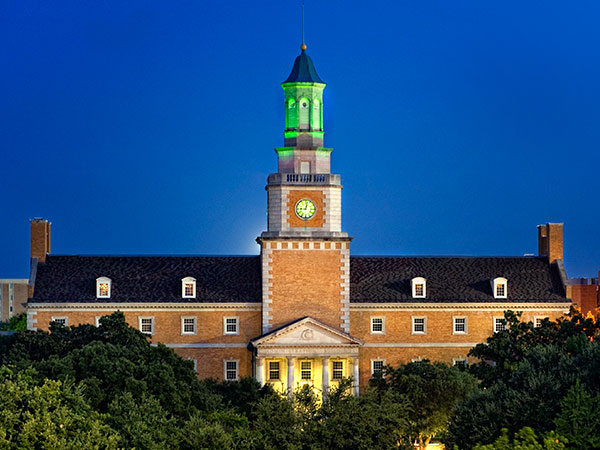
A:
[[258, 44, 351, 334]]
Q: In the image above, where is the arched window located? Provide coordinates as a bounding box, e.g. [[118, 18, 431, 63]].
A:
[[411, 277, 426, 298], [286, 98, 297, 129], [298, 97, 310, 130], [182, 277, 196, 298], [311, 98, 320, 130], [492, 277, 507, 299]]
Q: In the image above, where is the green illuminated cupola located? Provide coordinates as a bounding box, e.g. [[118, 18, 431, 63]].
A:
[[281, 50, 326, 148]]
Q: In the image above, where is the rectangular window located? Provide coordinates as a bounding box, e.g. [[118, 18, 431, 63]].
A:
[[184, 283, 194, 297], [268, 361, 280, 381], [332, 361, 344, 380], [534, 317, 546, 328], [496, 284, 505, 297], [494, 318, 507, 333], [370, 317, 385, 334], [300, 361, 312, 380], [453, 317, 467, 334], [224, 317, 239, 335], [412, 317, 426, 334], [225, 360, 238, 381], [453, 358, 468, 368], [139, 317, 154, 335], [371, 359, 385, 376], [99, 283, 109, 297], [181, 317, 197, 335], [95, 316, 102, 327], [414, 283, 424, 297], [51, 316, 67, 326]]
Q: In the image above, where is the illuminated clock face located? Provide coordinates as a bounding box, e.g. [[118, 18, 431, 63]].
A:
[[295, 199, 316, 220]]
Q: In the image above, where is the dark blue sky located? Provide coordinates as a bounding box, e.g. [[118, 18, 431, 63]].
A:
[[1, 1, 599, 279]]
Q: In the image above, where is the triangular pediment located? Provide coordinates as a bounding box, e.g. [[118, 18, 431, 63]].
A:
[[251, 317, 363, 348]]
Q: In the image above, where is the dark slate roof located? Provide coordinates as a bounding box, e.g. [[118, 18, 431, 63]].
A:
[[31, 255, 568, 304], [32, 255, 262, 303], [350, 256, 567, 303], [283, 51, 324, 84]]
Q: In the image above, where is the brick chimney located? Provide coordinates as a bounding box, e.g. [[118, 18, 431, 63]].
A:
[[30, 218, 51, 263], [537, 222, 563, 263]]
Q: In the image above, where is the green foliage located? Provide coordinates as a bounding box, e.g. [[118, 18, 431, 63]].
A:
[[554, 381, 600, 449], [0, 311, 222, 417], [470, 427, 567, 450], [0, 313, 27, 331], [0, 366, 121, 449], [373, 360, 477, 449], [318, 379, 413, 450], [447, 310, 600, 449]]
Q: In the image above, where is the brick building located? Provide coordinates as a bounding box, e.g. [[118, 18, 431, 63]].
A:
[[25, 46, 571, 393]]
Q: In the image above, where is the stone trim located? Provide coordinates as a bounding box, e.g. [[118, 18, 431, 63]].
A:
[[363, 342, 481, 348], [350, 302, 571, 311], [164, 343, 248, 348], [257, 347, 360, 357], [261, 245, 274, 333], [339, 246, 350, 333], [26, 310, 37, 331], [26, 302, 261, 311]]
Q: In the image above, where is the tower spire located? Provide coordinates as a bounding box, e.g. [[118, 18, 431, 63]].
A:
[[301, 3, 307, 51]]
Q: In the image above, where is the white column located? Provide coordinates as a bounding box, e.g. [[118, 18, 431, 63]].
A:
[[255, 357, 264, 386], [287, 357, 295, 398], [322, 357, 329, 397], [353, 357, 360, 396]]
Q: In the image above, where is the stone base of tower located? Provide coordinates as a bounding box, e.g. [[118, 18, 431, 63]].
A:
[[258, 237, 352, 335]]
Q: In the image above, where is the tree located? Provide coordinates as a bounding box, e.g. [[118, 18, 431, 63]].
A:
[[372, 360, 477, 450], [0, 312, 223, 417], [0, 366, 121, 449], [318, 379, 413, 450], [469, 310, 600, 388], [554, 381, 600, 449], [470, 427, 567, 450]]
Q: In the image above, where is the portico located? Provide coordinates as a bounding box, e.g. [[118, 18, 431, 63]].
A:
[[250, 317, 363, 396]]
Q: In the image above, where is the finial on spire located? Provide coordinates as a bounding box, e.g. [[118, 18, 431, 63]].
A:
[[301, 3, 307, 51]]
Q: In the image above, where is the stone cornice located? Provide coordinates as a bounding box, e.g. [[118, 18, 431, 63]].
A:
[[26, 302, 261, 311], [349, 302, 572, 311]]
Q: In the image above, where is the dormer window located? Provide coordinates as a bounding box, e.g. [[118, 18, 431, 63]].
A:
[[411, 277, 427, 298], [182, 277, 196, 298], [492, 277, 508, 299], [96, 277, 111, 299]]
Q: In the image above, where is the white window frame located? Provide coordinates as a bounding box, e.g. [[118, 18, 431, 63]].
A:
[[300, 360, 313, 380], [371, 359, 385, 376], [453, 316, 468, 335], [181, 277, 196, 299], [95, 316, 102, 327], [411, 277, 427, 298], [181, 316, 197, 335], [331, 360, 344, 381], [223, 316, 239, 335], [494, 317, 507, 333], [138, 316, 155, 335], [492, 277, 508, 299], [412, 316, 427, 335], [370, 316, 385, 334], [224, 359, 239, 381], [453, 357, 468, 368], [534, 316, 547, 328], [411, 356, 423, 363], [51, 316, 68, 326], [187, 357, 198, 373], [96, 277, 111, 299], [268, 360, 281, 381]]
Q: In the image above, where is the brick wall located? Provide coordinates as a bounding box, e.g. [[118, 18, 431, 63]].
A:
[[263, 240, 349, 332]]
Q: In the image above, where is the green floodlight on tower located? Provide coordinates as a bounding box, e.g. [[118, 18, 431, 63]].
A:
[[276, 4, 331, 164]]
